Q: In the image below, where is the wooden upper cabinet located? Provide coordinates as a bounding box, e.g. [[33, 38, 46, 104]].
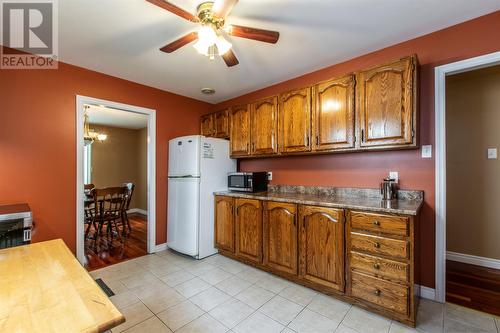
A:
[[200, 113, 215, 137], [299, 205, 345, 291], [215, 109, 230, 139], [357, 56, 417, 147], [230, 104, 251, 157], [251, 96, 278, 156], [235, 198, 263, 264], [279, 88, 312, 153], [313, 75, 355, 151], [214, 196, 234, 253], [263, 201, 298, 275]]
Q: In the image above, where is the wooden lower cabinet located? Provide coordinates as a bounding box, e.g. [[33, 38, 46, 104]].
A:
[[214, 195, 418, 327], [298, 206, 345, 291], [235, 198, 263, 263], [214, 196, 234, 252], [263, 201, 298, 275], [347, 210, 417, 326]]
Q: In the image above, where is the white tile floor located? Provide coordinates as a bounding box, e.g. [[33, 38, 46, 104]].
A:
[[90, 250, 500, 333]]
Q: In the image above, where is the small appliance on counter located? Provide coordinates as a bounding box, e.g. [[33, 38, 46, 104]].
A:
[[381, 177, 397, 200], [228, 172, 268, 192], [0, 203, 33, 249]]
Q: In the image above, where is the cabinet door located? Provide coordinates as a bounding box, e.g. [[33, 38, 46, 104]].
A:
[[251, 96, 278, 155], [313, 75, 355, 151], [357, 56, 416, 147], [279, 88, 312, 153], [235, 198, 263, 263], [201, 113, 215, 137], [230, 104, 251, 157], [299, 205, 345, 291], [263, 201, 298, 275], [214, 196, 234, 252], [215, 109, 230, 139]]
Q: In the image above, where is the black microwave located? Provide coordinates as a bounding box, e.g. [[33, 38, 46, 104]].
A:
[[228, 172, 268, 192]]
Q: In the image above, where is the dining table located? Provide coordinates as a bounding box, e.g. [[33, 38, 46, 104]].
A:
[[0, 239, 125, 332]]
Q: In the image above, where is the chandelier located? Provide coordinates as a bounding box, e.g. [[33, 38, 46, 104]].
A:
[[84, 105, 108, 146]]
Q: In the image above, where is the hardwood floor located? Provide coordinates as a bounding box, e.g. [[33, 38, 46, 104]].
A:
[[85, 213, 148, 271], [446, 259, 500, 316]]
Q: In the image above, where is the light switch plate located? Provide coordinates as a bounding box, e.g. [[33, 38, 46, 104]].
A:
[[389, 171, 399, 183], [421, 145, 432, 158], [487, 148, 497, 159], [267, 172, 273, 181]]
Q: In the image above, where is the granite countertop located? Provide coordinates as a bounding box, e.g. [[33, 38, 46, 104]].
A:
[[214, 185, 424, 216]]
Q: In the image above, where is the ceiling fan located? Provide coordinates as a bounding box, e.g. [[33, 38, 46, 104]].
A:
[[146, 0, 280, 67]]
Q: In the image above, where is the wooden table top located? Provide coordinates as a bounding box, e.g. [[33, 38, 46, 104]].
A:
[[0, 239, 125, 332]]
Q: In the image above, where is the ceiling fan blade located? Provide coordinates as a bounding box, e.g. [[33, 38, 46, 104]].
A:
[[212, 0, 238, 18], [222, 49, 239, 67], [160, 32, 198, 53], [146, 0, 198, 22], [228, 25, 279, 44]]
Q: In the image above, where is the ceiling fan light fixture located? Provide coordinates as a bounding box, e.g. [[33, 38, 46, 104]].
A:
[[215, 35, 232, 56], [193, 39, 210, 55], [198, 25, 217, 45]]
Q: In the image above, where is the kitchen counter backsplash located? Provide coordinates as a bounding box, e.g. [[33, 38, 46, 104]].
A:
[[267, 185, 423, 201]]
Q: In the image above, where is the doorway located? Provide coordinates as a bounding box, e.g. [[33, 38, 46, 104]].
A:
[[434, 51, 500, 308], [76, 95, 156, 269]]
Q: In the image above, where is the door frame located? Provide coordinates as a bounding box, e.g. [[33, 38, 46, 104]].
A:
[[434, 51, 500, 303], [75, 95, 157, 265]]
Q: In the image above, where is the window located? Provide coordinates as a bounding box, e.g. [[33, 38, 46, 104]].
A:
[[83, 144, 92, 184]]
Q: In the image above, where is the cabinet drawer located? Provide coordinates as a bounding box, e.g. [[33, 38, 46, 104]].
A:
[[350, 232, 408, 260], [351, 271, 409, 315], [350, 252, 408, 282], [350, 211, 408, 236]]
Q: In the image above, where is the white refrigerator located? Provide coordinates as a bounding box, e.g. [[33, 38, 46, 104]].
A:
[[167, 135, 236, 259]]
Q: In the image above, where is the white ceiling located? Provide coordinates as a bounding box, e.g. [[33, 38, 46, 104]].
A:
[[87, 105, 148, 129], [59, 0, 500, 103]]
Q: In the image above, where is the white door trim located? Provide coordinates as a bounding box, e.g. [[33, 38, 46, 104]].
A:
[[76, 95, 156, 265], [434, 51, 500, 303]]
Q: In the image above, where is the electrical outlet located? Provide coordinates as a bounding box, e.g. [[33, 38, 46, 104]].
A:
[[267, 172, 273, 181], [389, 171, 399, 183], [487, 148, 497, 159], [421, 145, 432, 158]]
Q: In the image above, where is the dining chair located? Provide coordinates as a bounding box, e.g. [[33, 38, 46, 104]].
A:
[[121, 183, 135, 234], [84, 189, 97, 239], [92, 187, 128, 241]]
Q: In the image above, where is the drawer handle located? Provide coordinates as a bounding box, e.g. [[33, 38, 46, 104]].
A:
[[373, 263, 380, 270], [374, 242, 381, 249], [372, 220, 380, 226], [374, 289, 381, 296]]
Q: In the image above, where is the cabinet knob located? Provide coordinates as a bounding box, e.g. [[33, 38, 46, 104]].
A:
[[372, 220, 380, 226], [374, 242, 381, 249], [374, 289, 381, 296], [373, 263, 380, 270]]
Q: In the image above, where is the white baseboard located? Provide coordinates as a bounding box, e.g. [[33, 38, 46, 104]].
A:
[[447, 251, 500, 270], [153, 243, 167, 252], [416, 285, 437, 301], [127, 208, 148, 215]]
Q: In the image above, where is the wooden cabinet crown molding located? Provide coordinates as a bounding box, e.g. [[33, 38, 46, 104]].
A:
[[313, 74, 356, 151]]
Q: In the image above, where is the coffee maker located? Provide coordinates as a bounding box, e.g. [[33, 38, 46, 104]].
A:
[[380, 177, 397, 200]]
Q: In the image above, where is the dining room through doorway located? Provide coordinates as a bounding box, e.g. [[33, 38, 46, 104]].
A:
[[83, 104, 150, 270]]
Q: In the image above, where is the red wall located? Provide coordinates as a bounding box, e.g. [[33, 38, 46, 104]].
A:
[[0, 57, 211, 251], [213, 11, 500, 288]]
